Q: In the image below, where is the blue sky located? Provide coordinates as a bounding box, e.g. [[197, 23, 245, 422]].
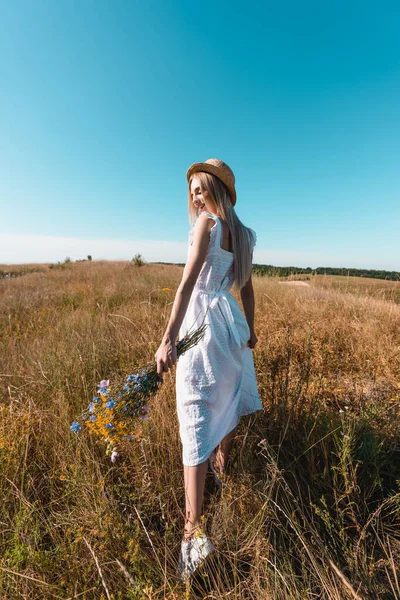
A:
[[1, 0, 399, 269]]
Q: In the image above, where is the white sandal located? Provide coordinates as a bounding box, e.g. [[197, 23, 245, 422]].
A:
[[176, 533, 215, 580]]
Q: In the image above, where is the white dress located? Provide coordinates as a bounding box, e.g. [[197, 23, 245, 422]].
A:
[[175, 213, 262, 466]]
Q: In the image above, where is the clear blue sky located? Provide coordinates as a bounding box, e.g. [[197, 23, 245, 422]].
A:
[[1, 0, 399, 269]]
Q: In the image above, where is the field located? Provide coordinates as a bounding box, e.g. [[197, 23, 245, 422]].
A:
[[0, 261, 399, 599], [281, 274, 400, 305]]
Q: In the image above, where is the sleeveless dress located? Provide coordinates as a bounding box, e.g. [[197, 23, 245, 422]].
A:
[[175, 213, 263, 466]]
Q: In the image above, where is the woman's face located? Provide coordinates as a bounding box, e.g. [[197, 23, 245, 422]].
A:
[[190, 176, 217, 215]]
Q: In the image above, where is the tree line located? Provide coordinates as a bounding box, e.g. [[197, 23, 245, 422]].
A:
[[252, 264, 400, 281]]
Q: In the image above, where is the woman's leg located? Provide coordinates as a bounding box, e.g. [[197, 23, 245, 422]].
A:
[[183, 459, 208, 541], [214, 425, 237, 472], [182, 426, 237, 540]]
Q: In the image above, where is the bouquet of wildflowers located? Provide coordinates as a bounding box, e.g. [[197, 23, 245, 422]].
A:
[[70, 324, 207, 461]]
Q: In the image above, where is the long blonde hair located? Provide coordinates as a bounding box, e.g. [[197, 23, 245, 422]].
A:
[[188, 172, 256, 291]]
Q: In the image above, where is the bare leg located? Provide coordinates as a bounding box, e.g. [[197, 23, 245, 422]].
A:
[[214, 426, 237, 473], [183, 459, 208, 541], [182, 427, 237, 539]]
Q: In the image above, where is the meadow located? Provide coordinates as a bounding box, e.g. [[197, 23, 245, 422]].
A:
[[0, 261, 399, 599]]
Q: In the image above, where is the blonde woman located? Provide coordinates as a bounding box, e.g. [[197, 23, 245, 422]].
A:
[[154, 158, 262, 580]]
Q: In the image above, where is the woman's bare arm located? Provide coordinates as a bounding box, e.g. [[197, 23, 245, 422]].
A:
[[240, 276, 255, 333], [154, 213, 214, 375], [240, 263, 258, 348]]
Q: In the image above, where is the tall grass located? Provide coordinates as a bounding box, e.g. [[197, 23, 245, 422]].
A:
[[0, 262, 399, 599]]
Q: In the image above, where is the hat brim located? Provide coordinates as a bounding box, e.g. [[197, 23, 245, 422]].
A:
[[186, 162, 236, 206]]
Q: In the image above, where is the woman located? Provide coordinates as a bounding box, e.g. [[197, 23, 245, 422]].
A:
[[154, 158, 262, 580]]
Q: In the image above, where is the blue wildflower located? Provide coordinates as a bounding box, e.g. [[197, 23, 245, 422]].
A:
[[93, 396, 100, 403], [88, 402, 95, 413], [123, 435, 134, 441], [99, 387, 108, 396], [127, 375, 137, 382], [123, 385, 130, 392], [105, 423, 114, 429], [105, 399, 116, 409], [90, 414, 97, 422], [70, 421, 81, 432], [134, 383, 142, 392]]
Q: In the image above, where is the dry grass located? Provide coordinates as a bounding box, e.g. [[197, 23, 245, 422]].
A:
[[303, 274, 400, 304], [0, 262, 399, 599]]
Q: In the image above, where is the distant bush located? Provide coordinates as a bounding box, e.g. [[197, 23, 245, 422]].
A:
[[74, 256, 92, 263], [132, 253, 145, 267], [48, 260, 69, 271]]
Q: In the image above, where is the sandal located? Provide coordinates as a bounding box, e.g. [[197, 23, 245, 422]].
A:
[[176, 531, 215, 580], [208, 450, 225, 486]]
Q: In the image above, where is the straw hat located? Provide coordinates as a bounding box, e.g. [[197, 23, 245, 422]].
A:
[[186, 158, 237, 206]]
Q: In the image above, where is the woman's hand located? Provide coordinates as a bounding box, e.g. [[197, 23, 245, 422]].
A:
[[154, 336, 177, 377], [247, 331, 258, 349]]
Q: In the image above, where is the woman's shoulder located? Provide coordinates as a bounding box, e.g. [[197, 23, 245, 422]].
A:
[[189, 213, 217, 244], [203, 212, 219, 225], [195, 212, 219, 236]]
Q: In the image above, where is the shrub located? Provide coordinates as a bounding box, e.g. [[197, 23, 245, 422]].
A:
[[132, 253, 145, 267]]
